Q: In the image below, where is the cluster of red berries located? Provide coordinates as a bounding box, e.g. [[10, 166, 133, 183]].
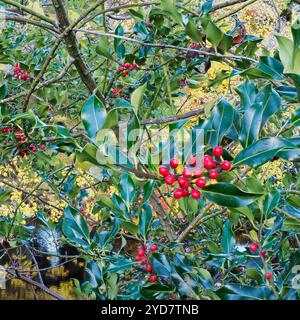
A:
[[0, 127, 46, 157], [13, 63, 30, 81], [249, 243, 272, 280], [135, 244, 158, 283], [112, 87, 129, 97], [118, 62, 138, 77], [158, 146, 232, 200]]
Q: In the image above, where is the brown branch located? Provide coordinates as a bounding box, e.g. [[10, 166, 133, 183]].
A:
[[211, 0, 251, 11], [140, 107, 204, 125], [6, 268, 67, 300], [0, 178, 63, 211], [21, 0, 107, 110], [150, 192, 176, 242], [1, 13, 59, 33], [75, 29, 258, 64], [52, 0, 106, 103], [1, 0, 56, 25]]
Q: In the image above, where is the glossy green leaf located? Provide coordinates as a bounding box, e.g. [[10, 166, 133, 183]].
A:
[[233, 137, 294, 167], [139, 203, 152, 239], [202, 183, 263, 207], [161, 0, 182, 25], [221, 220, 235, 254], [81, 95, 107, 138], [131, 83, 147, 114], [209, 99, 234, 146], [62, 206, 90, 248]]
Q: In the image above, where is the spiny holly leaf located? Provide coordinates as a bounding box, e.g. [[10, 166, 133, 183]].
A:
[[62, 206, 90, 248]]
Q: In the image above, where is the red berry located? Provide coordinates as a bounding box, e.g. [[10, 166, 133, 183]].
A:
[[159, 166, 169, 177], [18, 136, 25, 142], [193, 167, 202, 178], [31, 146, 37, 152], [149, 275, 158, 283], [266, 272, 272, 280], [118, 66, 125, 72], [40, 145, 46, 150], [113, 88, 119, 95], [165, 174, 175, 185], [122, 72, 128, 77], [212, 160, 218, 168], [173, 189, 184, 199], [221, 160, 232, 171], [141, 258, 148, 265], [150, 245, 157, 252], [133, 63, 138, 69], [182, 168, 192, 178], [129, 65, 135, 71], [204, 160, 214, 170], [209, 169, 218, 179], [182, 189, 189, 197], [191, 189, 201, 199], [188, 156, 197, 167], [249, 243, 258, 251], [178, 176, 189, 189], [124, 63, 130, 68], [145, 265, 153, 273], [261, 250, 267, 256], [138, 249, 145, 257], [203, 155, 213, 162], [21, 73, 29, 80], [195, 178, 206, 188], [170, 158, 179, 169], [213, 146, 223, 157], [135, 256, 142, 262]]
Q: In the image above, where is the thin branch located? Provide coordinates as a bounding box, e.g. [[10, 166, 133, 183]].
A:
[[75, 29, 258, 64], [1, 0, 56, 25], [6, 268, 67, 300], [0, 13, 58, 33]]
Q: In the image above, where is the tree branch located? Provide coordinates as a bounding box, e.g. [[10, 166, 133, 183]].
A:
[[75, 29, 258, 63], [51, 0, 106, 103], [1, 0, 56, 25]]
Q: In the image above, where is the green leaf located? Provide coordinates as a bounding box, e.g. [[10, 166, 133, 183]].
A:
[[281, 205, 300, 222], [185, 18, 203, 42], [103, 218, 121, 246], [236, 81, 257, 110], [161, 0, 182, 25], [120, 174, 135, 208], [233, 137, 294, 167], [240, 103, 263, 147], [0, 189, 12, 205], [209, 99, 234, 146], [276, 24, 300, 74], [152, 253, 172, 277], [0, 83, 8, 99], [81, 95, 107, 138], [139, 203, 152, 239], [131, 83, 147, 114], [217, 284, 275, 300], [221, 220, 235, 254], [202, 183, 263, 207], [96, 36, 112, 59], [264, 190, 280, 216], [62, 206, 90, 248]]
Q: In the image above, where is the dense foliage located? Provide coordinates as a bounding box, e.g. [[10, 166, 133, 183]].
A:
[[0, 0, 299, 300]]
